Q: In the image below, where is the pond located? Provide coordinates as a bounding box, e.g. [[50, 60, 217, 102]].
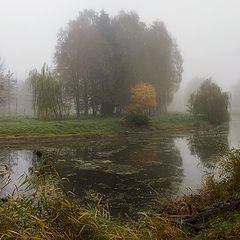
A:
[[0, 115, 239, 218]]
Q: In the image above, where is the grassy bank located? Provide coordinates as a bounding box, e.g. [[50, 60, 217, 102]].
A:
[[151, 112, 198, 129], [0, 150, 239, 239], [0, 113, 197, 138], [0, 116, 121, 136]]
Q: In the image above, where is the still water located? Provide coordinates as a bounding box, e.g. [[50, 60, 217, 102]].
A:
[[0, 115, 239, 218]]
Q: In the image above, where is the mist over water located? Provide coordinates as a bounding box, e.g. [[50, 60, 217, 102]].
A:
[[1, 2, 240, 239]]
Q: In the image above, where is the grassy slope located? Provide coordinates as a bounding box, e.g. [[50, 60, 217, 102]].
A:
[[0, 113, 197, 137]]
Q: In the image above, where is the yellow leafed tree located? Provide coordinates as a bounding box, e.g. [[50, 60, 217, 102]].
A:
[[127, 82, 157, 113]]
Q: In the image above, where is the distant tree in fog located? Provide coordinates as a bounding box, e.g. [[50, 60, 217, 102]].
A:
[[0, 57, 17, 115], [231, 80, 240, 111], [55, 10, 183, 117], [16, 81, 33, 116], [184, 77, 205, 103], [0, 58, 5, 105], [188, 79, 230, 124]]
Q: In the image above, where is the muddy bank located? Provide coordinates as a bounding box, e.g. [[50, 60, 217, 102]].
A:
[[0, 134, 115, 144]]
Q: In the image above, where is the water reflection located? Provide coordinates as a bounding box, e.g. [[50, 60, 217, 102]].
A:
[[187, 126, 229, 168], [45, 136, 184, 217], [0, 115, 240, 217], [0, 150, 32, 196], [175, 138, 204, 194], [229, 113, 240, 148]]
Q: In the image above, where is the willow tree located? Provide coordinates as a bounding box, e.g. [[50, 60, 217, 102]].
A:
[[188, 79, 230, 124], [28, 64, 67, 120]]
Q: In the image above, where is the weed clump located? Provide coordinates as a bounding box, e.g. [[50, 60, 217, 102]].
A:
[[0, 164, 183, 240]]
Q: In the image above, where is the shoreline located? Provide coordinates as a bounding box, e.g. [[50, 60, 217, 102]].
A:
[[0, 126, 201, 145], [0, 133, 113, 144], [0, 113, 210, 144]]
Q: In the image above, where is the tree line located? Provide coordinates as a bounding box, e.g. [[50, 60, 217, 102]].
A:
[[29, 10, 183, 119]]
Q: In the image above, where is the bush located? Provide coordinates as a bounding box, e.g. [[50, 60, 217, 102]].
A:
[[125, 112, 149, 126], [188, 79, 230, 124]]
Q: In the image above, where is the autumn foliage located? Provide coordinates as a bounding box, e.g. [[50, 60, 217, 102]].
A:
[[127, 82, 157, 113], [125, 83, 157, 126]]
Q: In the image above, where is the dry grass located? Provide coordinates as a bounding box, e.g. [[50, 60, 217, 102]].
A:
[[1, 149, 240, 239], [0, 165, 184, 240]]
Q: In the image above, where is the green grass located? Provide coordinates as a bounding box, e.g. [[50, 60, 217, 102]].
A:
[[151, 112, 198, 129], [0, 116, 122, 136], [0, 113, 198, 137]]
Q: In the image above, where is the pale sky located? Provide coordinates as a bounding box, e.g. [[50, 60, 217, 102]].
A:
[[1, 0, 240, 89]]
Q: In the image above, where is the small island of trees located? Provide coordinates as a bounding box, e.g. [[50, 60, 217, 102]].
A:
[[28, 10, 183, 120]]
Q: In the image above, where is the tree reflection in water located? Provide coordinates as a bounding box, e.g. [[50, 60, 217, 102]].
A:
[[187, 124, 229, 168], [0, 150, 33, 196], [43, 135, 184, 218]]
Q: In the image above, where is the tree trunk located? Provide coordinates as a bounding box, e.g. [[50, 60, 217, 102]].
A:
[[101, 103, 114, 116], [84, 105, 88, 115], [7, 76, 10, 116], [75, 94, 80, 118], [92, 104, 97, 116]]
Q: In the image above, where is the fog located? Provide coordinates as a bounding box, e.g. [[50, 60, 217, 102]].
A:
[[0, 3, 240, 233], [1, 0, 240, 112]]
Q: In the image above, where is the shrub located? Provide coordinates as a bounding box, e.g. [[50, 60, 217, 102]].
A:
[[125, 112, 149, 126], [124, 82, 156, 126], [188, 79, 230, 124]]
